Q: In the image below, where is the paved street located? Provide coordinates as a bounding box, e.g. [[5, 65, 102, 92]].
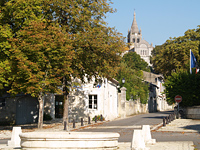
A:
[[78, 111, 200, 149], [78, 111, 172, 142], [1, 111, 200, 149]]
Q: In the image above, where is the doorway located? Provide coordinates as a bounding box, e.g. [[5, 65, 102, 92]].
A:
[[55, 95, 64, 118]]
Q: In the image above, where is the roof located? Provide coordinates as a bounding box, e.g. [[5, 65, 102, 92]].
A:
[[131, 11, 139, 34], [142, 71, 164, 86], [110, 78, 119, 85]]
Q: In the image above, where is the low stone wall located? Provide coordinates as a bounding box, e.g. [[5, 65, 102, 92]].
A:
[[185, 106, 200, 119], [125, 100, 148, 116], [20, 132, 120, 149]]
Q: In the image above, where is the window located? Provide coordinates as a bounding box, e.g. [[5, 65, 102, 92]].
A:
[[137, 38, 140, 43], [141, 50, 147, 56], [133, 38, 135, 43], [0, 98, 5, 107], [89, 95, 97, 109]]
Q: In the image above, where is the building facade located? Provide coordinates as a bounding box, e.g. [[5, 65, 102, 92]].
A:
[[127, 11, 154, 66], [142, 71, 173, 112]]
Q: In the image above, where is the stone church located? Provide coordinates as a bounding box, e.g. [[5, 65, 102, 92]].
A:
[[127, 11, 153, 66]]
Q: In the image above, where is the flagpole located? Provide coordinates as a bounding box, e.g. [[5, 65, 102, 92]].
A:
[[190, 49, 192, 74]]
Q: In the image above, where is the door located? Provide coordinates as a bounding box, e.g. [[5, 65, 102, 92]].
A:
[[55, 95, 64, 118], [16, 96, 39, 125]]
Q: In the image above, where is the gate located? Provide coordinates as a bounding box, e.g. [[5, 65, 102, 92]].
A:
[[16, 96, 39, 125]]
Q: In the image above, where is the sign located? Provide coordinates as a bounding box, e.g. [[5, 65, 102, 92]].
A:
[[175, 95, 182, 103]]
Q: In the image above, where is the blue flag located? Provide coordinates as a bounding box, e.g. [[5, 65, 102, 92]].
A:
[[190, 49, 196, 74]]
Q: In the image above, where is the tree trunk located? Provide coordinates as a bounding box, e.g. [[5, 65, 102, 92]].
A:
[[38, 92, 44, 129], [63, 76, 69, 130], [63, 93, 69, 127]]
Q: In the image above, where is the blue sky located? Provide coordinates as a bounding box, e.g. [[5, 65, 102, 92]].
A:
[[105, 0, 200, 46]]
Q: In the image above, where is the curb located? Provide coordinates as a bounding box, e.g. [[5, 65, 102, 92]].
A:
[[151, 122, 163, 131]]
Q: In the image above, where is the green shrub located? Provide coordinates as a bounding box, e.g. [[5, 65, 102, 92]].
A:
[[164, 70, 200, 107], [92, 115, 105, 121]]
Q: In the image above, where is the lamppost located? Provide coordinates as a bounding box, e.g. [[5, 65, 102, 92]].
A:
[[122, 78, 125, 87], [131, 94, 133, 100]]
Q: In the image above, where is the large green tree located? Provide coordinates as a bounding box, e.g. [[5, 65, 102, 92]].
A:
[[164, 70, 200, 107], [115, 52, 149, 104], [152, 26, 200, 107], [122, 52, 150, 72], [0, 0, 125, 128], [152, 26, 200, 78]]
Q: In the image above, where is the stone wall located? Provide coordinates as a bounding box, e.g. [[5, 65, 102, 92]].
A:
[[125, 100, 148, 116], [44, 93, 55, 119], [118, 87, 148, 118], [185, 106, 200, 119]]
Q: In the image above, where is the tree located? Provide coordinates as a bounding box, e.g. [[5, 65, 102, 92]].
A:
[[152, 26, 200, 78], [8, 21, 74, 128], [0, 0, 125, 128], [164, 70, 200, 107], [115, 52, 149, 104], [122, 52, 150, 72]]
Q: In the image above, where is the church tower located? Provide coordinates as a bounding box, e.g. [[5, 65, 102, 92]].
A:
[[127, 11, 142, 50], [127, 11, 153, 66]]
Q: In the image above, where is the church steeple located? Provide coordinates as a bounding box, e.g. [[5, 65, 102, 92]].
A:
[[131, 11, 139, 34], [127, 10, 153, 66]]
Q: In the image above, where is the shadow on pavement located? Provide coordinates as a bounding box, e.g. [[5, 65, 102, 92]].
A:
[[0, 118, 63, 131], [181, 124, 200, 133], [142, 116, 166, 119]]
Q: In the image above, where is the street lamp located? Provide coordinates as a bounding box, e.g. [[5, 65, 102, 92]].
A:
[[122, 78, 125, 86]]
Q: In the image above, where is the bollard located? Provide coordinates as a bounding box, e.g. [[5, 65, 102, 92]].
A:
[[163, 118, 166, 126], [7, 127, 22, 147], [64, 121, 67, 130], [142, 125, 156, 144], [176, 112, 179, 119], [95, 115, 97, 123], [131, 130, 146, 149], [166, 117, 168, 124], [169, 114, 171, 123], [73, 119, 76, 128], [171, 114, 173, 121], [100, 114, 103, 121], [81, 118, 84, 126], [88, 116, 91, 124]]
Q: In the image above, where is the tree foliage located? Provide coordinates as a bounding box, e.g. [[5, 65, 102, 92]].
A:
[[153, 26, 200, 106], [164, 70, 200, 107], [152, 26, 200, 78], [122, 52, 150, 72], [0, 0, 125, 128], [115, 52, 149, 104]]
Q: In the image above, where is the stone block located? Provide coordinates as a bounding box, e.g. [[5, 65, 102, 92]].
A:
[[131, 130, 150, 150], [142, 125, 156, 144], [7, 127, 22, 147]]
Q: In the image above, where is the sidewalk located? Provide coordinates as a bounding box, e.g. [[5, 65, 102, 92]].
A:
[[157, 119, 200, 132], [118, 118, 199, 150], [0, 119, 107, 139], [118, 141, 194, 150], [1, 118, 199, 150]]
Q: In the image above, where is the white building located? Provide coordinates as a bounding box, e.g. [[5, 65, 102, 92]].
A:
[[68, 77, 119, 121], [44, 77, 120, 122]]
